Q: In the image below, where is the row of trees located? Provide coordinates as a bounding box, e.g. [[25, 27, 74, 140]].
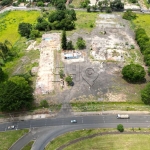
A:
[[18, 9, 77, 39], [61, 30, 86, 50], [87, 0, 124, 13], [134, 28, 150, 105]]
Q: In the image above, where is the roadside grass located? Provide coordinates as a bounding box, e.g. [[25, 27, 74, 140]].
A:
[[46, 128, 150, 150], [22, 141, 34, 150], [65, 134, 150, 150], [0, 10, 40, 44], [46, 128, 115, 150], [0, 129, 29, 150], [70, 101, 150, 112], [133, 14, 150, 37]]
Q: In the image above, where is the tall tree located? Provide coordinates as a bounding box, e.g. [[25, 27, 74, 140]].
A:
[[18, 22, 32, 38], [0, 76, 33, 111], [61, 30, 67, 50]]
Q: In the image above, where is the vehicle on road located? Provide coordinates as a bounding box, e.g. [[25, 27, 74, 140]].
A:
[[117, 114, 130, 119], [8, 125, 15, 129], [71, 120, 77, 123]]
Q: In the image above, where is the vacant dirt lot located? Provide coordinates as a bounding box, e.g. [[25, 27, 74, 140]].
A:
[[36, 13, 148, 105]]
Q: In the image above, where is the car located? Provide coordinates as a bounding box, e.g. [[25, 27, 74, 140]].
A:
[[71, 120, 77, 123], [8, 125, 15, 129]]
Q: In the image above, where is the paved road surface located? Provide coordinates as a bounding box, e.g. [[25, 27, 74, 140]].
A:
[[3, 114, 150, 150], [2, 114, 150, 132]]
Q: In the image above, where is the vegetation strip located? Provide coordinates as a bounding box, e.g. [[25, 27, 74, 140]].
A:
[[57, 131, 150, 150]]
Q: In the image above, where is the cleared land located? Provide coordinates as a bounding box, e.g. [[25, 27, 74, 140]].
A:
[[0, 129, 28, 150], [0, 10, 40, 44], [133, 14, 150, 37]]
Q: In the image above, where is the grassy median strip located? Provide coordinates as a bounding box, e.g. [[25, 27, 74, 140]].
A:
[[22, 141, 34, 150], [0, 129, 29, 150]]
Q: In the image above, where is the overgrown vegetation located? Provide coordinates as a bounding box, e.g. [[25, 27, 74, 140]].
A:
[[123, 10, 137, 20]]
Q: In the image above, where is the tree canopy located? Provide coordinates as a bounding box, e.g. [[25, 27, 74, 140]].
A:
[[76, 37, 86, 49], [0, 76, 33, 112], [122, 64, 146, 83], [18, 23, 32, 38], [141, 83, 150, 104]]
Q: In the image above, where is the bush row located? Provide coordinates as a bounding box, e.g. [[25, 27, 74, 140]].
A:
[[135, 28, 150, 74]]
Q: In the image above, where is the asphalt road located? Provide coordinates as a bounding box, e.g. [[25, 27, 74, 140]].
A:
[[2, 114, 150, 132], [2, 114, 150, 150]]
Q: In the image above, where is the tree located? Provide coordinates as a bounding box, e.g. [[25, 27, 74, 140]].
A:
[[110, 0, 124, 10], [18, 23, 32, 38], [122, 10, 136, 20], [61, 30, 67, 50], [76, 37, 86, 49], [141, 83, 150, 104], [37, 1, 44, 6], [98, 1, 103, 12], [1, 0, 12, 6], [122, 64, 146, 83], [0, 40, 13, 61], [67, 41, 74, 50], [0, 68, 5, 83], [30, 30, 40, 39], [65, 75, 73, 86], [87, 5, 91, 12], [117, 124, 124, 132], [0, 76, 33, 111]]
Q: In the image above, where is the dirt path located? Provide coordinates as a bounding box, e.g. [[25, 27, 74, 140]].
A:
[[57, 131, 150, 150]]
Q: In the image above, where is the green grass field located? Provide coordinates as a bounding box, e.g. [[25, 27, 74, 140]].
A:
[[0, 129, 28, 150], [46, 128, 150, 150], [133, 14, 150, 37], [65, 134, 150, 150], [46, 128, 114, 150], [0, 10, 40, 44], [67, 11, 98, 35]]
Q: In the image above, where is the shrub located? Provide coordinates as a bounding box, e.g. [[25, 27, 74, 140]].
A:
[[122, 64, 146, 83], [76, 37, 86, 49], [65, 75, 73, 86], [123, 10, 136, 20], [117, 124, 124, 132], [40, 100, 49, 108]]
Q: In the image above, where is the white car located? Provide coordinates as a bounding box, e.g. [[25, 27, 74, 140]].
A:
[[71, 120, 77, 123], [8, 125, 15, 129]]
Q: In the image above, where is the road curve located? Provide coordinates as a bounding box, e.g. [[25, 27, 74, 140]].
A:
[[6, 114, 150, 150]]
